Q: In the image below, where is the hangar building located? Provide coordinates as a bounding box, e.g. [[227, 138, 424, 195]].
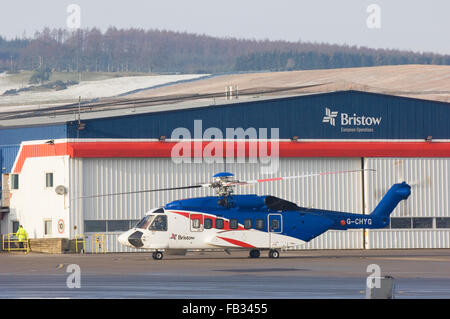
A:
[[1, 90, 449, 252]]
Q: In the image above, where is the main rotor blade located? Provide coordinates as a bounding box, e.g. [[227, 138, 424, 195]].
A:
[[232, 169, 376, 186], [76, 184, 209, 199]]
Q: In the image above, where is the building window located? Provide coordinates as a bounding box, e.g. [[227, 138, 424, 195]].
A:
[[107, 220, 130, 232], [85, 220, 143, 232], [244, 219, 252, 229], [12, 221, 19, 233], [45, 173, 54, 188], [130, 220, 140, 228], [229, 219, 238, 229], [44, 220, 52, 235], [390, 218, 411, 229], [412, 218, 433, 229], [11, 174, 19, 190], [84, 220, 107, 232], [215, 218, 224, 229], [436, 218, 450, 229], [204, 218, 213, 229], [255, 219, 265, 230]]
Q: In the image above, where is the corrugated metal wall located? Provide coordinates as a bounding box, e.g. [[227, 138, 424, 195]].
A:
[[70, 157, 364, 252], [67, 91, 450, 140], [0, 145, 20, 174], [365, 158, 450, 248], [0, 144, 20, 202], [364, 158, 450, 218], [70, 156, 450, 252], [367, 230, 450, 249], [303, 230, 363, 250]]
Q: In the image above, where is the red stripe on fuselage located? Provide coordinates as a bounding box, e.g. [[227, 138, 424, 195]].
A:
[[217, 236, 255, 248]]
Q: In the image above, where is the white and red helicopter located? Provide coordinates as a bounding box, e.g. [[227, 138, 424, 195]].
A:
[[87, 171, 410, 260]]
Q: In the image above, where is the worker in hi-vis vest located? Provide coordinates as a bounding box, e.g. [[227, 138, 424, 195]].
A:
[[16, 225, 28, 249]]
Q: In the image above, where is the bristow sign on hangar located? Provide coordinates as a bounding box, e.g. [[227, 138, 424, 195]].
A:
[[60, 90, 450, 141], [322, 107, 383, 133]]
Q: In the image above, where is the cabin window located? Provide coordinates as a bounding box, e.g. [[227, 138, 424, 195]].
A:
[[255, 219, 265, 230], [149, 215, 167, 231], [215, 218, 224, 229], [270, 219, 280, 232], [244, 219, 252, 229], [229, 219, 238, 229], [192, 218, 201, 229], [204, 218, 213, 229]]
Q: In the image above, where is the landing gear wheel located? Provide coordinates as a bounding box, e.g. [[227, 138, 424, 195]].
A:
[[249, 249, 261, 258], [268, 249, 280, 259], [152, 251, 164, 260]]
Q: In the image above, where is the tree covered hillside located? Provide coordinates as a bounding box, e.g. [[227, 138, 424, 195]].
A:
[[1, 27, 449, 74]]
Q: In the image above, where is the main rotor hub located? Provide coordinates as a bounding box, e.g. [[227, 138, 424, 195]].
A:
[[210, 172, 237, 197]]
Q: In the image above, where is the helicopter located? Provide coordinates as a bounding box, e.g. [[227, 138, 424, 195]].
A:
[[87, 170, 413, 260]]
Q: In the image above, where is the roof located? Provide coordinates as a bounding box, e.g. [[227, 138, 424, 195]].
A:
[[126, 65, 450, 103], [0, 91, 314, 127], [1, 64, 450, 126]]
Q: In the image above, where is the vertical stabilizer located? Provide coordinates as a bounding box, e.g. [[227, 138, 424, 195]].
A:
[[370, 182, 411, 219]]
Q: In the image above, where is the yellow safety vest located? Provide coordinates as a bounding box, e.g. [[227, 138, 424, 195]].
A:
[[16, 228, 28, 242]]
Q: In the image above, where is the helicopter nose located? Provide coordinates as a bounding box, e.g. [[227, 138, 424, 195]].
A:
[[118, 232, 132, 247], [118, 230, 145, 248]]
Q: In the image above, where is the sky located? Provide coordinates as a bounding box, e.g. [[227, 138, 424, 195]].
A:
[[0, 0, 449, 54]]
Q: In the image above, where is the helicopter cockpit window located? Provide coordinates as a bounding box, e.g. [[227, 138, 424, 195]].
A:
[[148, 215, 167, 231], [151, 208, 164, 214], [135, 215, 154, 229]]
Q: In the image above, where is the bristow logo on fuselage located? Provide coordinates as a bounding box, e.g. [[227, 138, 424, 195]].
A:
[[323, 108, 382, 127], [170, 233, 195, 240]]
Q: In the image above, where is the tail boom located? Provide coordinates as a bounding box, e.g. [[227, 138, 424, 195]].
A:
[[325, 182, 411, 230]]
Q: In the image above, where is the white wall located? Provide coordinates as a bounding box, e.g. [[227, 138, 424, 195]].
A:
[[8, 156, 70, 239]]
